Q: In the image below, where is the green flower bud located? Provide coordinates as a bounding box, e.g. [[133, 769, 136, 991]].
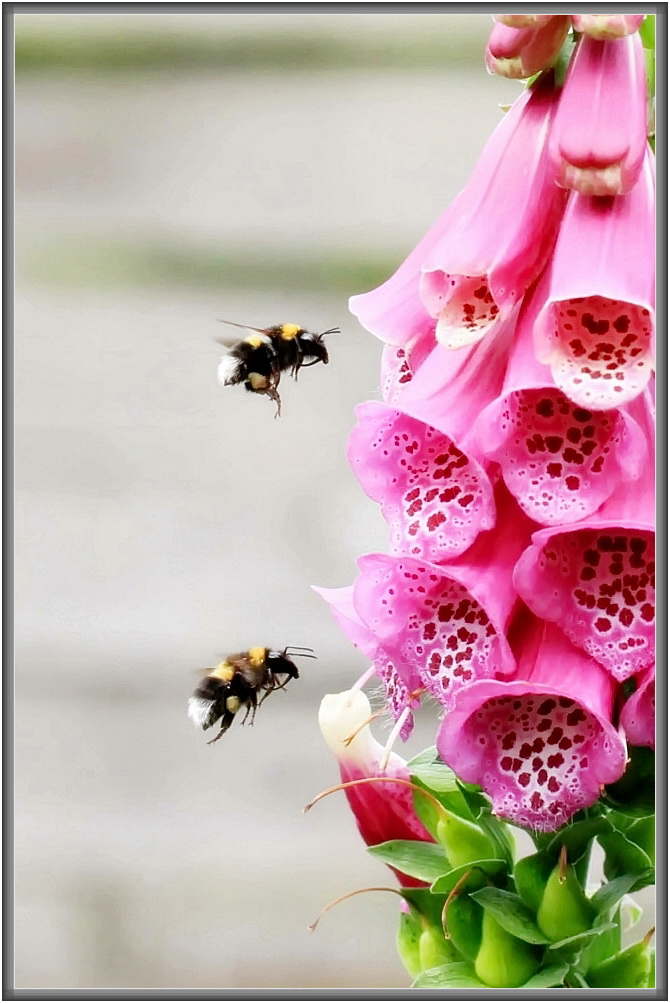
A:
[[396, 907, 422, 979], [588, 934, 653, 988], [445, 894, 483, 961], [419, 925, 462, 970], [474, 911, 540, 988], [435, 813, 497, 868], [536, 850, 595, 942]]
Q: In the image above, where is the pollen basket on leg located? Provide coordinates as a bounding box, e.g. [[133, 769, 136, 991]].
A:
[[357, 555, 512, 707], [464, 694, 606, 830], [350, 408, 495, 562], [550, 296, 653, 408], [488, 389, 633, 525], [530, 529, 655, 680]]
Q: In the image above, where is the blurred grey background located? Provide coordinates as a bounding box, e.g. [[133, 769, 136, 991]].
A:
[[13, 11, 571, 991]]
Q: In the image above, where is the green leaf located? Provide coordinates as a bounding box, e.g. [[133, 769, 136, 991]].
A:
[[580, 908, 621, 973], [412, 962, 486, 989], [603, 745, 656, 816], [470, 888, 549, 945], [639, 14, 656, 49], [598, 831, 654, 888], [454, 781, 515, 867], [514, 851, 554, 913], [444, 892, 483, 961], [591, 873, 652, 914], [430, 859, 506, 896], [399, 887, 447, 931], [368, 840, 450, 883], [548, 922, 617, 953], [547, 816, 613, 858], [519, 963, 570, 989]]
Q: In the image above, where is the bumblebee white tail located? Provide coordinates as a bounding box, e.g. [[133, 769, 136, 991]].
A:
[[217, 353, 243, 386]]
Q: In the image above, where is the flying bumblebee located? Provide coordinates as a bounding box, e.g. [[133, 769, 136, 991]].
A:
[[215, 319, 338, 416], [188, 646, 315, 745]]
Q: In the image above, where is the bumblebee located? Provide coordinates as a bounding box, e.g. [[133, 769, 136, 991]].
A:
[[216, 320, 338, 416], [188, 646, 314, 745]]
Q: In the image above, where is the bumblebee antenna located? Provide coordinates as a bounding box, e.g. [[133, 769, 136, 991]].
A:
[[285, 646, 317, 659], [319, 327, 340, 337]]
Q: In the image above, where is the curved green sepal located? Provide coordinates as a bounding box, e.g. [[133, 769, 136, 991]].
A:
[[396, 908, 423, 979], [368, 839, 450, 883], [470, 887, 549, 945], [431, 858, 506, 896], [588, 938, 653, 988], [412, 962, 486, 989]]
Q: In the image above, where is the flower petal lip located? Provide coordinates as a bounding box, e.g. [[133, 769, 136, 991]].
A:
[[437, 619, 627, 831], [534, 149, 655, 410], [513, 428, 655, 684], [571, 14, 645, 40], [486, 17, 570, 79], [318, 688, 433, 884], [475, 277, 647, 526], [550, 35, 647, 197], [380, 338, 433, 403], [494, 14, 556, 29], [419, 77, 567, 350], [348, 334, 516, 564], [620, 667, 655, 749]]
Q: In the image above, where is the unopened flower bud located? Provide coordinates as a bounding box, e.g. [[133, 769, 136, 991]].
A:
[[536, 853, 595, 942], [419, 924, 462, 969], [396, 905, 423, 978], [435, 813, 499, 869], [588, 932, 654, 988], [486, 17, 570, 79], [474, 911, 540, 988]]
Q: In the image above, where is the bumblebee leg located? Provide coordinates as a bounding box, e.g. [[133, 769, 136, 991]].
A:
[[266, 382, 282, 418], [206, 710, 235, 745]]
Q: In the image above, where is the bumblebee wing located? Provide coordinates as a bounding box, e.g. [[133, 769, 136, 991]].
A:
[[216, 319, 271, 337]]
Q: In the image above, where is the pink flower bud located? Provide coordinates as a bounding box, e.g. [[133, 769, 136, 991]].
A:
[[475, 278, 648, 526], [620, 667, 655, 749], [437, 616, 627, 830], [572, 14, 645, 40], [486, 17, 570, 79], [318, 688, 433, 883], [534, 148, 655, 409], [551, 34, 647, 196]]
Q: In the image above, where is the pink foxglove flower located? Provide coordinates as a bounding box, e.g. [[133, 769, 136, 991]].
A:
[[494, 14, 556, 29], [534, 148, 655, 409], [620, 667, 655, 749], [514, 407, 655, 683], [348, 332, 518, 563], [437, 617, 627, 831], [318, 688, 433, 885], [572, 14, 645, 40], [351, 78, 566, 353], [475, 278, 647, 526], [318, 487, 533, 718], [419, 78, 566, 349], [486, 17, 570, 79], [380, 340, 434, 404], [550, 34, 647, 197]]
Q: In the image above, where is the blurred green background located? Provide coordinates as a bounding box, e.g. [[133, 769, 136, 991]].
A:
[[14, 11, 536, 992]]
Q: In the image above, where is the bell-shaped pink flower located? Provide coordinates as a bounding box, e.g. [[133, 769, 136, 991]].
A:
[[494, 14, 556, 29], [572, 14, 645, 40], [514, 401, 655, 682], [534, 148, 655, 409], [313, 583, 420, 740], [380, 339, 434, 404], [348, 333, 516, 563], [486, 17, 570, 79], [419, 77, 566, 349], [437, 616, 627, 831], [620, 666, 655, 749], [550, 34, 647, 197], [350, 78, 566, 354], [475, 278, 647, 526], [318, 486, 533, 714], [318, 688, 433, 885]]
